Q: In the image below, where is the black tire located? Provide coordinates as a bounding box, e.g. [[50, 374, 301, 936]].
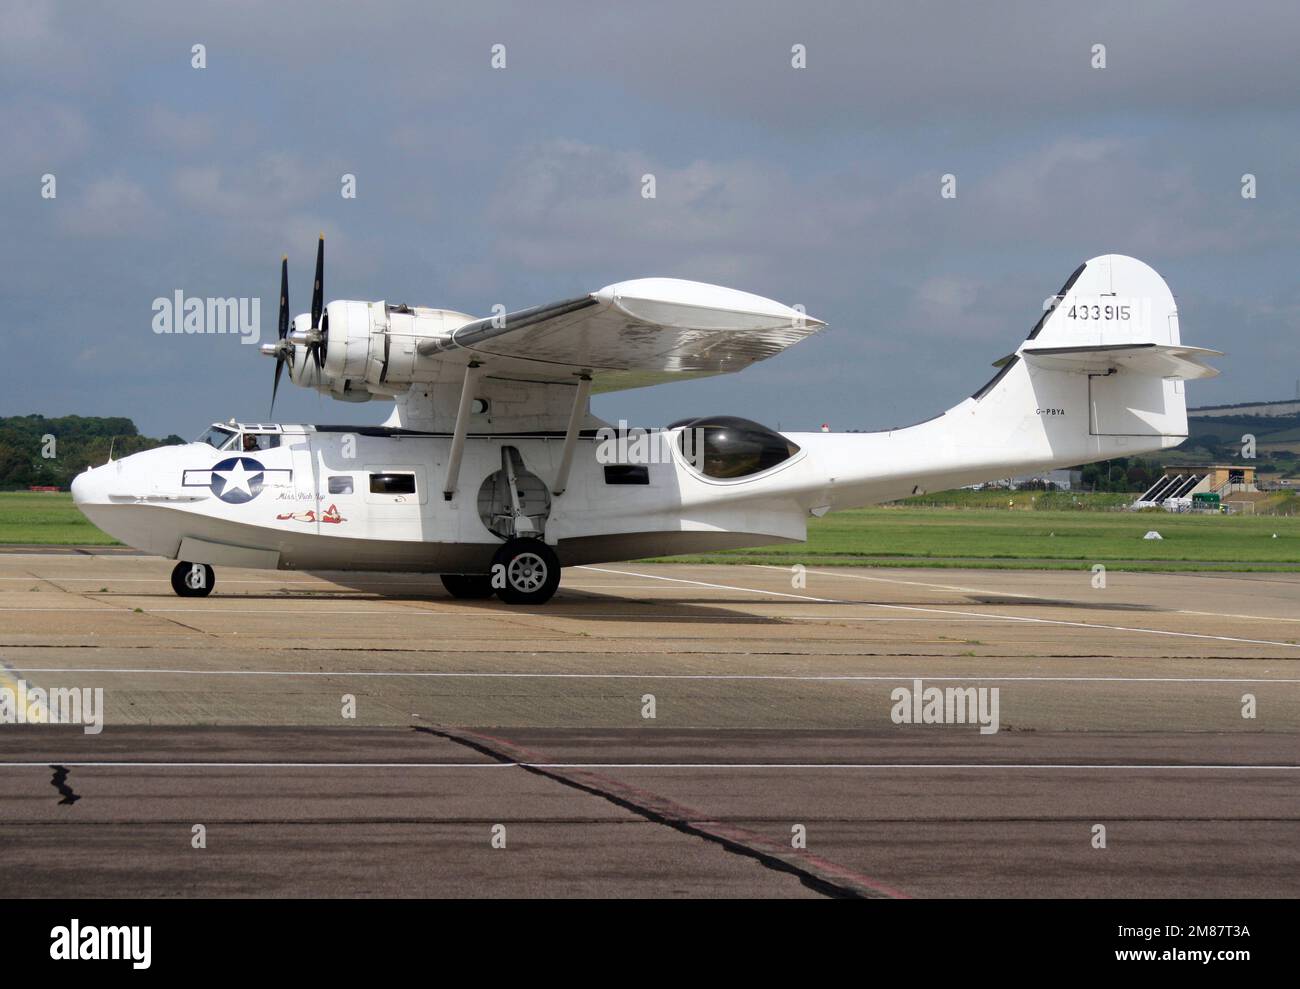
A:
[[440, 573, 496, 599], [491, 539, 561, 605], [171, 561, 215, 597]]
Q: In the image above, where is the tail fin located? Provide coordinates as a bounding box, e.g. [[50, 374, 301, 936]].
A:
[[1026, 254, 1177, 350], [974, 255, 1220, 444], [806, 256, 1222, 508]]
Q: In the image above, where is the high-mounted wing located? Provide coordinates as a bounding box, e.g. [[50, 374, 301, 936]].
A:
[[418, 278, 825, 392]]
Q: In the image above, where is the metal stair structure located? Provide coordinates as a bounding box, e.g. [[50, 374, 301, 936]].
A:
[[1134, 471, 1205, 509]]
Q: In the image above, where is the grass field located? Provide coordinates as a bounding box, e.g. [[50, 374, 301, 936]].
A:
[[0, 492, 119, 545], [897, 489, 1137, 510], [3, 491, 1299, 571], [660, 505, 1300, 571]]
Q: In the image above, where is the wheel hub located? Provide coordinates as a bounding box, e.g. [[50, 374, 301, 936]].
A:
[[509, 553, 547, 592]]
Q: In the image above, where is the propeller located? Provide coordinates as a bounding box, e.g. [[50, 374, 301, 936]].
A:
[[270, 256, 290, 415], [262, 234, 328, 415]]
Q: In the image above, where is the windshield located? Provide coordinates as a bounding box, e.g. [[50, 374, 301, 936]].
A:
[[195, 425, 236, 450]]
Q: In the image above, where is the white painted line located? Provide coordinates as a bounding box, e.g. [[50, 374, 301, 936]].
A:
[[0, 577, 431, 584], [751, 564, 1052, 600], [0, 761, 511, 768], [0, 577, 681, 591], [0, 607, 123, 612], [1177, 609, 1300, 624], [6, 667, 1299, 684], [0, 605, 984, 621], [1, 605, 723, 617], [590, 566, 1300, 650], [0, 604, 975, 621], [0, 761, 1294, 771], [0, 555, 145, 561], [580, 565, 838, 602]]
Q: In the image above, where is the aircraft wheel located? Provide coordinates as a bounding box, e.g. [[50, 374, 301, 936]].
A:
[[492, 539, 561, 605], [440, 573, 496, 599], [170, 561, 215, 597]]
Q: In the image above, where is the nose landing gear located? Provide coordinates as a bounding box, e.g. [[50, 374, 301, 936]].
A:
[[170, 561, 215, 597]]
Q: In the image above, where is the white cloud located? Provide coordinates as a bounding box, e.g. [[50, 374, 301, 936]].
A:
[[0, 100, 90, 177], [171, 152, 327, 216], [487, 139, 861, 282], [59, 176, 163, 237], [143, 106, 218, 153]]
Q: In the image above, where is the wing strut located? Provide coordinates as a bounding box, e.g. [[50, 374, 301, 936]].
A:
[[442, 362, 483, 500], [552, 374, 593, 496]]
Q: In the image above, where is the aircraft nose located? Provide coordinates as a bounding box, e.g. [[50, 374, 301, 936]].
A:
[[71, 466, 102, 506]]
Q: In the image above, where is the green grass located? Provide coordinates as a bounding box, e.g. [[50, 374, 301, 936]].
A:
[[0, 492, 118, 545], [4, 492, 1299, 571], [658, 505, 1300, 572], [897, 489, 1136, 511]]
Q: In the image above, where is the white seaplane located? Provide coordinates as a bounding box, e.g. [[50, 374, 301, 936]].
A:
[[72, 240, 1220, 603]]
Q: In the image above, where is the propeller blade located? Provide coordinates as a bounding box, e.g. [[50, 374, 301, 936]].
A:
[[271, 253, 291, 417], [310, 234, 324, 329], [278, 256, 289, 340], [270, 356, 285, 418], [310, 234, 325, 370]]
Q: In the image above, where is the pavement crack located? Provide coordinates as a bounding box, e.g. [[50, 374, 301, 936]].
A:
[[24, 570, 70, 593], [413, 724, 907, 900]]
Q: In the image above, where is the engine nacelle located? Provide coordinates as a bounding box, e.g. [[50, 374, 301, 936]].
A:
[[322, 300, 473, 389]]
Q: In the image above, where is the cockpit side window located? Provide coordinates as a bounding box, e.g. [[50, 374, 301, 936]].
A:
[[240, 433, 281, 452], [196, 425, 236, 450]]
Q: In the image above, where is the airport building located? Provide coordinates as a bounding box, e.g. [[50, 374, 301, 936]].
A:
[[1134, 464, 1258, 512]]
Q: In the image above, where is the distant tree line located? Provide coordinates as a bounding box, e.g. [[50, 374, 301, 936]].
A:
[[0, 415, 184, 490], [1071, 457, 1163, 493]]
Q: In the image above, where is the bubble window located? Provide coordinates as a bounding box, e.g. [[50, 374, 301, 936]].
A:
[[673, 416, 800, 479]]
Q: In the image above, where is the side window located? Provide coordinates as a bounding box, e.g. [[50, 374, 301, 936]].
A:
[[604, 465, 650, 485], [369, 472, 416, 495], [327, 476, 354, 495], [240, 433, 280, 452]]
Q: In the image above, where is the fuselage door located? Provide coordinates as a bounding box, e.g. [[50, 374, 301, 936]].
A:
[[281, 432, 320, 535], [363, 465, 429, 541]]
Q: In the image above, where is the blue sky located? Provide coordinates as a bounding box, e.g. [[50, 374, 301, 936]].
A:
[[3, 0, 1298, 439]]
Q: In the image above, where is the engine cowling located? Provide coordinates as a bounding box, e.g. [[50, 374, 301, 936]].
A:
[[321, 300, 473, 390]]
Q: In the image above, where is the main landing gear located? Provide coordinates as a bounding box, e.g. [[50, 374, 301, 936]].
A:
[[442, 539, 562, 605], [170, 561, 215, 597], [492, 538, 561, 605]]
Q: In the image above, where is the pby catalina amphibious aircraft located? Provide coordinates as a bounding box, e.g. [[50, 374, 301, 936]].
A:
[[73, 240, 1220, 604]]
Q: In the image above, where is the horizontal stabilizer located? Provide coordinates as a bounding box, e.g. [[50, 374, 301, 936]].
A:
[[1020, 343, 1223, 380]]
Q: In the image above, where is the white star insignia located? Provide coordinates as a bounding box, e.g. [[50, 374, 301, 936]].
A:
[[215, 459, 258, 497]]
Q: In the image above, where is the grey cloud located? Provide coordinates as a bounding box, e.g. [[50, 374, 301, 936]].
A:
[[58, 175, 163, 237], [143, 106, 218, 153], [0, 99, 90, 177]]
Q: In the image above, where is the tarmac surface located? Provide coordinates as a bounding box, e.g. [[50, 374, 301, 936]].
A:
[[0, 550, 1297, 897]]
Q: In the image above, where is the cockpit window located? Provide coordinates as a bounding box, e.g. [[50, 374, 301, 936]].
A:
[[239, 433, 280, 452], [196, 425, 236, 450], [674, 416, 801, 479]]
